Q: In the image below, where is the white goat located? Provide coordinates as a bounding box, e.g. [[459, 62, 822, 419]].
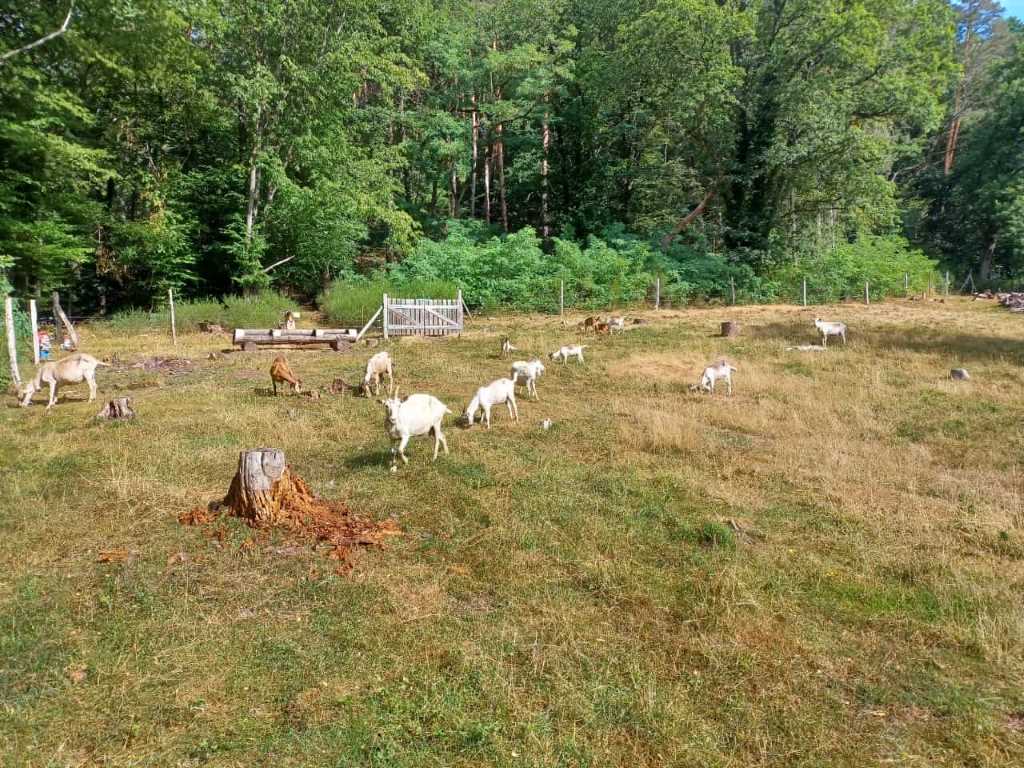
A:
[[500, 337, 517, 358], [20, 353, 110, 410], [510, 359, 545, 400], [699, 360, 737, 395], [464, 378, 519, 428], [550, 345, 586, 364], [380, 389, 452, 465], [362, 350, 394, 396], [608, 316, 626, 334], [814, 318, 847, 347]]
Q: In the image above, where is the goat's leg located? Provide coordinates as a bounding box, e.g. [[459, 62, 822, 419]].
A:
[[398, 435, 410, 464], [508, 396, 518, 422], [46, 381, 57, 409], [87, 374, 97, 402], [841, 331, 846, 345], [437, 426, 449, 455], [726, 376, 732, 396], [273, 380, 278, 395], [484, 404, 491, 429]]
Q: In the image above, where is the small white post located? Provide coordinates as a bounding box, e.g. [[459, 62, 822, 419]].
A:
[[802, 278, 807, 306], [29, 299, 39, 364], [559, 279, 564, 318], [4, 296, 21, 387], [655, 276, 661, 310], [904, 272, 909, 297], [382, 293, 389, 341], [168, 288, 177, 346], [457, 289, 464, 334], [730, 277, 736, 305], [864, 280, 870, 305], [945, 271, 950, 296]]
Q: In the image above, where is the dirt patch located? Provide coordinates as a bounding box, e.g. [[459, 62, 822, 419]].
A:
[[111, 355, 195, 376], [179, 470, 399, 571]]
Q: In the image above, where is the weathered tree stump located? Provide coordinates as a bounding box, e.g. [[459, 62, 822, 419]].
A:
[[721, 321, 740, 338], [96, 397, 135, 420], [223, 448, 295, 525]]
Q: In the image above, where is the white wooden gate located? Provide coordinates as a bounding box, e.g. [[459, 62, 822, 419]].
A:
[[383, 292, 464, 338]]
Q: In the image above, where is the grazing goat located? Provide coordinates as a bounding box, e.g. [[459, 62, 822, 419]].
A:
[[280, 310, 300, 330], [500, 336, 517, 358], [510, 359, 545, 400], [380, 388, 452, 465], [609, 316, 626, 334], [269, 355, 302, 395], [814, 318, 847, 347], [594, 322, 611, 335], [578, 316, 597, 334], [362, 351, 394, 396], [698, 359, 737, 396], [20, 353, 110, 410], [550, 345, 586, 364], [464, 378, 518, 428]]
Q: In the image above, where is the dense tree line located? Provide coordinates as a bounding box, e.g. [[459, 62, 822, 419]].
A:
[[0, 0, 1021, 311]]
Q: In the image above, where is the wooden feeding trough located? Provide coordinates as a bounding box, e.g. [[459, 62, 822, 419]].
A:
[[233, 328, 358, 352]]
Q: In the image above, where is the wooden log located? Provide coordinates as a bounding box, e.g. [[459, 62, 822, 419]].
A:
[[97, 397, 136, 420], [223, 448, 292, 525], [4, 296, 21, 387], [720, 321, 740, 338], [168, 288, 177, 346]]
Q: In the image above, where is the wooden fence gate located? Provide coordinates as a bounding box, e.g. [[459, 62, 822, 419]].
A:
[[383, 292, 464, 339]]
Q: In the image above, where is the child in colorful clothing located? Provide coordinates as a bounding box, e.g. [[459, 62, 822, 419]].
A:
[[38, 329, 51, 360]]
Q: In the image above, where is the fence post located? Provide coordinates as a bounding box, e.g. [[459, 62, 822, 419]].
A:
[[168, 288, 177, 346], [864, 280, 870, 305], [945, 271, 950, 296], [457, 289, 464, 334], [29, 299, 39, 364], [382, 293, 389, 341], [559, 279, 564, 318], [730, 277, 736, 306], [904, 272, 909, 297], [4, 296, 21, 387], [802, 278, 807, 307], [655, 276, 660, 310]]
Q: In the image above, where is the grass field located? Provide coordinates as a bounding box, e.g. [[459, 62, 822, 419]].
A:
[[1, 299, 1023, 766]]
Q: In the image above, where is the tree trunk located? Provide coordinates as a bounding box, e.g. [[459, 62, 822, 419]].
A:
[[224, 448, 293, 525], [484, 144, 492, 224], [51, 291, 79, 350], [721, 321, 740, 338], [470, 96, 479, 218], [496, 121, 508, 232], [944, 116, 961, 176], [980, 236, 997, 282], [541, 103, 551, 239], [449, 163, 458, 218], [96, 397, 135, 420], [4, 296, 20, 388], [245, 146, 260, 247], [660, 190, 715, 250]]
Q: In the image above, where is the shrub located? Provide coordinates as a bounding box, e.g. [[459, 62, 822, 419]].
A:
[[318, 278, 458, 326], [109, 290, 296, 333], [771, 235, 938, 303]]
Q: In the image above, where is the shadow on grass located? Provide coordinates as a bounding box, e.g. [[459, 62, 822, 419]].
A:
[[748, 321, 1024, 362], [343, 450, 394, 470]]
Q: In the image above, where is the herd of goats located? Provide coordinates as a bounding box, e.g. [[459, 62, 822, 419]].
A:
[[14, 314, 850, 469]]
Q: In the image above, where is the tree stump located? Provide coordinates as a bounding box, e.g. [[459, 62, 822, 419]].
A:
[[96, 397, 135, 420], [223, 449, 299, 525], [721, 321, 740, 338]]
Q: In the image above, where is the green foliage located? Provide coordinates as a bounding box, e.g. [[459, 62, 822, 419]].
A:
[[318, 278, 458, 326], [771, 236, 938, 302], [109, 291, 295, 333]]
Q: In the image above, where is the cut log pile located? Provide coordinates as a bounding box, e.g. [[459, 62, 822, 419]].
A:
[[973, 291, 1024, 312]]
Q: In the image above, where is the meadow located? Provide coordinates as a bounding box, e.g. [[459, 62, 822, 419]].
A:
[[1, 299, 1022, 767]]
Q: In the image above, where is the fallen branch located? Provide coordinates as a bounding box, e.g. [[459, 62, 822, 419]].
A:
[[660, 189, 715, 251], [262, 255, 295, 273]]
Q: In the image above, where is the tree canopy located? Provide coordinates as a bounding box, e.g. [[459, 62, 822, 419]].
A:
[[1, 0, 1019, 309]]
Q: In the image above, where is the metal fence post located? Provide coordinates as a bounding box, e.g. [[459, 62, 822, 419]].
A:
[[802, 278, 807, 307], [382, 293, 389, 341]]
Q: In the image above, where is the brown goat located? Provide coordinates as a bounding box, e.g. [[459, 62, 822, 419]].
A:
[[594, 322, 611, 335], [269, 355, 302, 395]]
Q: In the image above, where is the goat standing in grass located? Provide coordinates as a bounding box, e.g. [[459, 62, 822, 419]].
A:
[[269, 355, 302, 395], [500, 336, 517, 358], [698, 360, 737, 395], [550, 345, 586, 364], [362, 351, 394, 396], [464, 378, 518, 428], [510, 359, 545, 400], [380, 388, 451, 465], [814, 318, 847, 347], [20, 353, 110, 410]]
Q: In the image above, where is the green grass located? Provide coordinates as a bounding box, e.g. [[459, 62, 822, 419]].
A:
[[108, 290, 297, 333], [1, 299, 1023, 765], [318, 278, 458, 326]]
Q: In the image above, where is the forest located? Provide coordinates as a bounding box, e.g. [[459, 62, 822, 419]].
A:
[[1, 0, 1022, 312]]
